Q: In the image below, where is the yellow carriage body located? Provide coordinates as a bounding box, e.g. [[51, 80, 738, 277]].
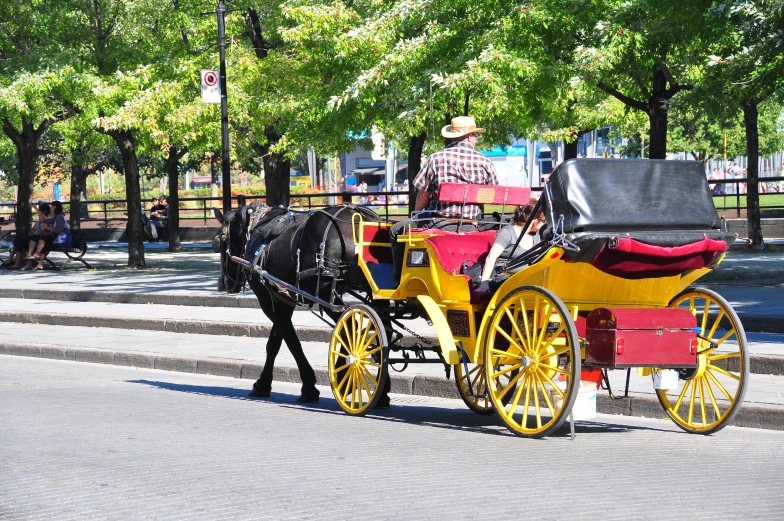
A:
[[355, 217, 722, 366]]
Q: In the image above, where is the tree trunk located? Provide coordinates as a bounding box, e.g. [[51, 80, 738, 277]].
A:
[[255, 126, 290, 207], [210, 153, 219, 184], [647, 64, 669, 160], [69, 163, 89, 229], [2, 119, 37, 239], [14, 139, 36, 239], [563, 129, 591, 160], [166, 145, 184, 252], [407, 131, 427, 212], [743, 101, 763, 248], [106, 130, 146, 267], [563, 140, 578, 161], [648, 107, 668, 159]]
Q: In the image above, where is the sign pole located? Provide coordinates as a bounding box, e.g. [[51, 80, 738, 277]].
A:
[[217, 0, 232, 215]]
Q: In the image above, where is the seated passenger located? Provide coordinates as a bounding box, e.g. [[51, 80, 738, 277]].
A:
[[477, 200, 544, 292]]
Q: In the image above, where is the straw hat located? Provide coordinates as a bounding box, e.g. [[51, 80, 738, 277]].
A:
[[441, 116, 486, 139]]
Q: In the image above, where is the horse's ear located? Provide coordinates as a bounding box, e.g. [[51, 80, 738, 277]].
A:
[[213, 208, 224, 223]]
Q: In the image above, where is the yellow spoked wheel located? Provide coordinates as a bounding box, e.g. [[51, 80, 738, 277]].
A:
[[656, 288, 749, 434], [329, 304, 389, 416], [455, 362, 494, 415], [483, 286, 580, 438]]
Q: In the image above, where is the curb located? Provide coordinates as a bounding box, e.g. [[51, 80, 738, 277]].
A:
[[2, 288, 782, 334], [2, 311, 782, 376], [2, 344, 783, 432], [0, 289, 260, 309]]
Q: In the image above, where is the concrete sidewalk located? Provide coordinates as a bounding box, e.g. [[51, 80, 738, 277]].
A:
[[2, 321, 782, 431], [2, 297, 783, 375], [2, 249, 782, 331]]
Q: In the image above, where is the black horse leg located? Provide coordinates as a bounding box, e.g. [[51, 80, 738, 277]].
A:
[[374, 376, 392, 409], [249, 327, 283, 397], [276, 305, 320, 403]]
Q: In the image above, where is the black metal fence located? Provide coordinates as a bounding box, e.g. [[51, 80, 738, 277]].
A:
[[1, 179, 783, 227], [0, 190, 412, 227], [708, 176, 784, 218]]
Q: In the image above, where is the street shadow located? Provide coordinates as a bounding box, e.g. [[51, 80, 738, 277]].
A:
[[129, 379, 673, 439]]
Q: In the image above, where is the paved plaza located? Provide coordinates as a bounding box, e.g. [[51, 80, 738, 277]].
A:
[[2, 357, 783, 521], [2, 243, 784, 519]]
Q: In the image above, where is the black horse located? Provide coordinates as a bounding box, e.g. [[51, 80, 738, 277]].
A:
[[214, 203, 390, 404]]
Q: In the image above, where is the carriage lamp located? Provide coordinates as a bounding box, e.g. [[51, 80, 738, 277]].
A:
[[615, 338, 625, 355], [689, 338, 699, 355]]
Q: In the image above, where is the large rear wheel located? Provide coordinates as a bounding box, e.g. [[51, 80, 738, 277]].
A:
[[329, 304, 389, 416], [656, 288, 749, 434], [483, 286, 580, 438]]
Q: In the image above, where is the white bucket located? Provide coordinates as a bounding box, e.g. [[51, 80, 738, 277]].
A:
[[653, 369, 679, 390], [551, 380, 597, 421]]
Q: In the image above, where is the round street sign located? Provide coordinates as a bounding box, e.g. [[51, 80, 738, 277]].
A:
[[203, 71, 218, 87]]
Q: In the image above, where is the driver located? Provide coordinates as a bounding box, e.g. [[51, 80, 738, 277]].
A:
[[390, 116, 498, 279]]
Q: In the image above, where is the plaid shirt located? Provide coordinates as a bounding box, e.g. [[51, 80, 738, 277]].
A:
[[413, 141, 498, 218]]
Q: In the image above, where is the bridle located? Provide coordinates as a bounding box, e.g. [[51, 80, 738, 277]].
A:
[[219, 206, 257, 293]]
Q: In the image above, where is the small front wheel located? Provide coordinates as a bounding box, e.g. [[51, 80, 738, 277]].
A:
[[328, 304, 389, 416], [483, 286, 580, 438], [455, 361, 494, 415]]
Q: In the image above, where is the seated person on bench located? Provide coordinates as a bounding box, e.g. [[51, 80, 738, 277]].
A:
[[477, 200, 545, 292], [389, 116, 498, 280], [24, 201, 70, 271]]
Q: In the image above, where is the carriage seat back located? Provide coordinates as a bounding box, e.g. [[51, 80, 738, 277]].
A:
[[425, 232, 495, 276], [360, 223, 393, 264], [438, 183, 532, 206]]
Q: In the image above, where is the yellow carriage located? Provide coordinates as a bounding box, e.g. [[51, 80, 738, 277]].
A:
[[327, 159, 747, 438]]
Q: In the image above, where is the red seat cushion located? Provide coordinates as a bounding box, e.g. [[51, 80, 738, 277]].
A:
[[425, 232, 495, 275], [591, 235, 728, 279]]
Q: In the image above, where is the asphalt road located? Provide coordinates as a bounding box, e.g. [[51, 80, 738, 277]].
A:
[[2, 356, 783, 521]]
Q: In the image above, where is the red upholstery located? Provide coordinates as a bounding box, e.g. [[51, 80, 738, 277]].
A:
[[438, 183, 532, 205], [592, 235, 727, 279], [361, 224, 393, 264], [425, 232, 495, 275], [611, 235, 727, 257]]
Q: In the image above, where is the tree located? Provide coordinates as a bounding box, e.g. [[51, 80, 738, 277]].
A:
[[571, 0, 712, 159], [283, 0, 570, 190], [706, 1, 784, 247], [0, 0, 94, 236], [93, 69, 160, 267], [668, 97, 783, 164], [0, 70, 88, 237]]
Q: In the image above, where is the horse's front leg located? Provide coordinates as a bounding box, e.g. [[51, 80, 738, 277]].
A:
[[276, 306, 320, 403], [249, 327, 283, 397]]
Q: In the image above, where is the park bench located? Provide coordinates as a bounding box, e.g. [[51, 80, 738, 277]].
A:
[[45, 230, 92, 269]]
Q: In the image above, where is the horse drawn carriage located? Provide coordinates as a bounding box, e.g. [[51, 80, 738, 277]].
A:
[[223, 159, 747, 439]]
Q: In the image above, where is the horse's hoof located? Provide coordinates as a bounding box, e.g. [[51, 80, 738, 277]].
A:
[[375, 397, 391, 409], [296, 390, 320, 403], [248, 388, 271, 398]]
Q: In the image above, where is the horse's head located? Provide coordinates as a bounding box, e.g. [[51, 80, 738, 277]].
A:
[[213, 203, 270, 293]]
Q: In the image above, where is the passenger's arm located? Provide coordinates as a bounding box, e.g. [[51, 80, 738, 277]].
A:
[[414, 190, 430, 211], [481, 243, 505, 282], [53, 215, 65, 235]]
